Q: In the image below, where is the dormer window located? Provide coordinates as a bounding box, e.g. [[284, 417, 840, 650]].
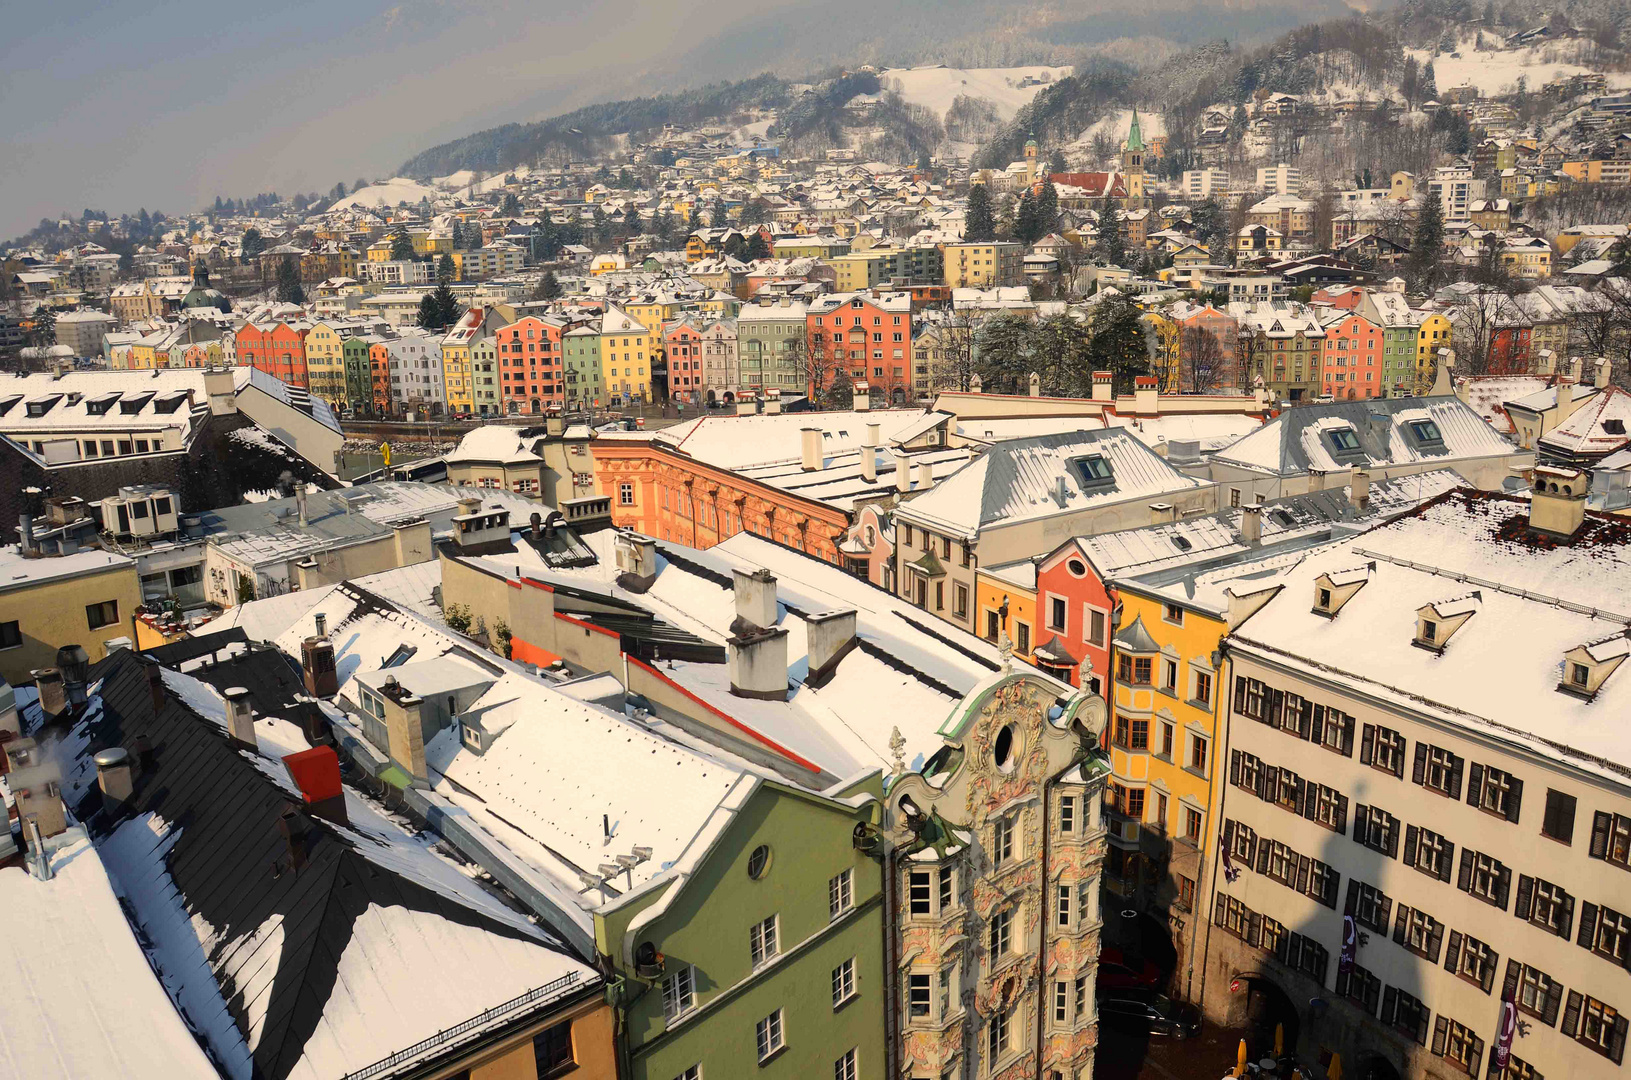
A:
[[1318, 587, 1332, 609], [1414, 592, 1480, 654], [1312, 562, 1373, 617], [1559, 634, 1630, 700]]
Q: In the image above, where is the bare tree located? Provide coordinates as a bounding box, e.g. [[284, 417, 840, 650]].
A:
[[926, 310, 979, 393], [1182, 324, 1226, 394]]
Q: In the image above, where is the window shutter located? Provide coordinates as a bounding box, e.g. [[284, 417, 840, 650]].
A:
[[1341, 716, 1355, 756], [1344, 879, 1358, 915], [1457, 848, 1474, 892], [1336, 795, 1348, 834], [1413, 742, 1428, 786], [1592, 811, 1612, 860], [1258, 765, 1274, 802], [1560, 890, 1575, 939], [1354, 805, 1370, 847], [1214, 893, 1227, 927], [1295, 855, 1311, 896], [1382, 985, 1398, 1025], [1613, 1015, 1629, 1066], [1495, 865, 1511, 910], [1234, 676, 1246, 715], [1388, 819, 1401, 859], [1515, 874, 1534, 919], [1269, 688, 1284, 726], [1379, 895, 1393, 930], [1466, 762, 1484, 808], [1360, 724, 1375, 765], [1449, 754, 1464, 799], [1335, 968, 1350, 998], [1230, 750, 1242, 786], [1544, 980, 1565, 1026], [1300, 780, 1317, 821], [1506, 776, 1523, 824], [1562, 990, 1583, 1038], [1481, 954, 1497, 994], [1256, 843, 1271, 875], [1432, 1015, 1449, 1056], [1579, 901, 1600, 949], [1416, 1006, 1431, 1046], [1472, 1035, 1486, 1071], [1438, 841, 1454, 883], [1444, 929, 1463, 973], [1248, 912, 1262, 948], [1393, 905, 1407, 945], [1428, 920, 1445, 962], [1309, 706, 1324, 747], [1501, 958, 1519, 1001], [1404, 825, 1420, 867]]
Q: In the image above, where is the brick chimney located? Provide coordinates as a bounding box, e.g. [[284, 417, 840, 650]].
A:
[[1092, 371, 1114, 403], [282, 746, 349, 826], [224, 687, 257, 750]]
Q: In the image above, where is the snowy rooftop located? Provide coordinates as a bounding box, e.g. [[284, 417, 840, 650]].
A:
[[653, 408, 939, 470], [1537, 386, 1631, 460], [0, 545, 133, 594], [1232, 490, 1631, 786], [446, 424, 545, 465], [0, 832, 220, 1080], [1211, 396, 1518, 476], [898, 428, 1203, 538]]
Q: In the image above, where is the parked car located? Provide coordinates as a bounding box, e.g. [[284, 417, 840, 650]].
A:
[[1098, 989, 1200, 1038], [1097, 947, 1165, 991]]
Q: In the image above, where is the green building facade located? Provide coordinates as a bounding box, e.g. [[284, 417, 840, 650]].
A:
[[342, 336, 373, 415], [564, 327, 603, 411], [595, 774, 887, 1080]]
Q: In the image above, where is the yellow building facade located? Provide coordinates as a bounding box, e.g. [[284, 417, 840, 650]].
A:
[[304, 321, 348, 408], [1416, 312, 1451, 393], [974, 565, 1039, 662], [599, 306, 653, 404], [0, 550, 145, 685]]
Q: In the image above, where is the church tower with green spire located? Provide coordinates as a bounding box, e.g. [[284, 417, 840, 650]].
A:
[[1124, 110, 1145, 203]]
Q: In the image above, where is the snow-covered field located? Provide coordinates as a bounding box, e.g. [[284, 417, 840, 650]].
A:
[[1069, 108, 1168, 149], [1406, 40, 1631, 98], [881, 65, 1074, 120], [332, 176, 441, 210]]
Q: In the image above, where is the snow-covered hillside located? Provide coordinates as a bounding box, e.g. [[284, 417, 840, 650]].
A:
[[1406, 36, 1631, 98], [882, 65, 1074, 120], [1069, 108, 1168, 150], [332, 177, 442, 210]]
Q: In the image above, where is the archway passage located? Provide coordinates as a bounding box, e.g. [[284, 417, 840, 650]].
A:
[[1357, 1052, 1403, 1080], [1242, 975, 1299, 1058]]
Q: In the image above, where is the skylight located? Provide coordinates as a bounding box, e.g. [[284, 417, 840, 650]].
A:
[[1407, 419, 1444, 444], [1069, 454, 1114, 487], [1328, 427, 1361, 452]]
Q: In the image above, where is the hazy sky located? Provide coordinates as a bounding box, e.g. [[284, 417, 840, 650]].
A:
[[0, 0, 784, 238]]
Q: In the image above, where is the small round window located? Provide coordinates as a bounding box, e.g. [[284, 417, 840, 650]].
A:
[[748, 844, 772, 879], [993, 724, 1016, 772], [1066, 559, 1087, 578]]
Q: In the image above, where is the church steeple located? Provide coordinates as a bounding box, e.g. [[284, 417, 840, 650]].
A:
[[1127, 109, 1144, 153], [1123, 110, 1145, 203]]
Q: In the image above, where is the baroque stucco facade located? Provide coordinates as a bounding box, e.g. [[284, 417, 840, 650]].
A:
[[886, 672, 1110, 1080]]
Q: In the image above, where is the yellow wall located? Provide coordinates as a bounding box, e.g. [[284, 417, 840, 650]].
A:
[[1108, 587, 1227, 898], [444, 342, 474, 411], [600, 328, 653, 401], [423, 1001, 617, 1080], [974, 570, 1038, 661], [304, 322, 347, 407], [1416, 313, 1451, 393], [0, 562, 144, 685]]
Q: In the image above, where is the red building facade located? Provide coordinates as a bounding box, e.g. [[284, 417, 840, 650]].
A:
[[806, 292, 914, 404], [495, 316, 565, 415], [1032, 538, 1118, 697], [664, 320, 704, 404], [235, 321, 309, 388]]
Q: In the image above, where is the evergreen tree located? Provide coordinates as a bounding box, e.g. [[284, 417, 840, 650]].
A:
[[417, 293, 440, 331], [1407, 195, 1445, 292], [499, 192, 522, 217], [1048, 149, 1068, 174], [532, 270, 562, 301], [389, 229, 414, 261], [711, 197, 728, 227], [964, 182, 997, 242], [1086, 293, 1150, 395], [1097, 198, 1126, 268], [745, 232, 771, 260], [419, 282, 461, 330], [27, 305, 56, 350], [240, 226, 265, 262], [624, 205, 642, 234], [655, 210, 676, 245], [437, 253, 456, 285], [1014, 189, 1041, 244], [276, 257, 306, 304], [1037, 181, 1059, 236]]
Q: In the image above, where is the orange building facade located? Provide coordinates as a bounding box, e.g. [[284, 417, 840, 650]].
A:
[[591, 439, 851, 563], [236, 321, 309, 388]]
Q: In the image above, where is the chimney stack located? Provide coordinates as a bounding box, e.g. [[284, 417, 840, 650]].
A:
[[302, 636, 338, 698], [224, 687, 257, 750], [1092, 371, 1114, 403], [800, 427, 823, 472], [805, 609, 858, 681], [732, 567, 778, 631], [895, 454, 913, 493], [32, 668, 65, 720], [296, 485, 308, 528], [94, 747, 135, 811], [1570, 356, 1585, 382], [1029, 371, 1041, 397], [56, 645, 89, 713], [282, 746, 349, 826], [1596, 357, 1613, 390], [314, 611, 327, 638], [916, 460, 935, 492], [1149, 502, 1177, 525], [18, 512, 36, 554], [1240, 502, 1263, 546], [970, 373, 983, 393], [765, 390, 782, 415], [1351, 469, 1372, 511], [861, 422, 880, 482], [853, 383, 871, 411], [1530, 466, 1589, 537]]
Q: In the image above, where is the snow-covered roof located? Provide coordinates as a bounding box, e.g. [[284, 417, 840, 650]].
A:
[[1211, 396, 1517, 476], [0, 832, 220, 1080], [1538, 386, 1631, 461], [898, 428, 1203, 538], [447, 424, 544, 465], [1232, 490, 1631, 787], [0, 545, 133, 594], [653, 408, 938, 470]]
